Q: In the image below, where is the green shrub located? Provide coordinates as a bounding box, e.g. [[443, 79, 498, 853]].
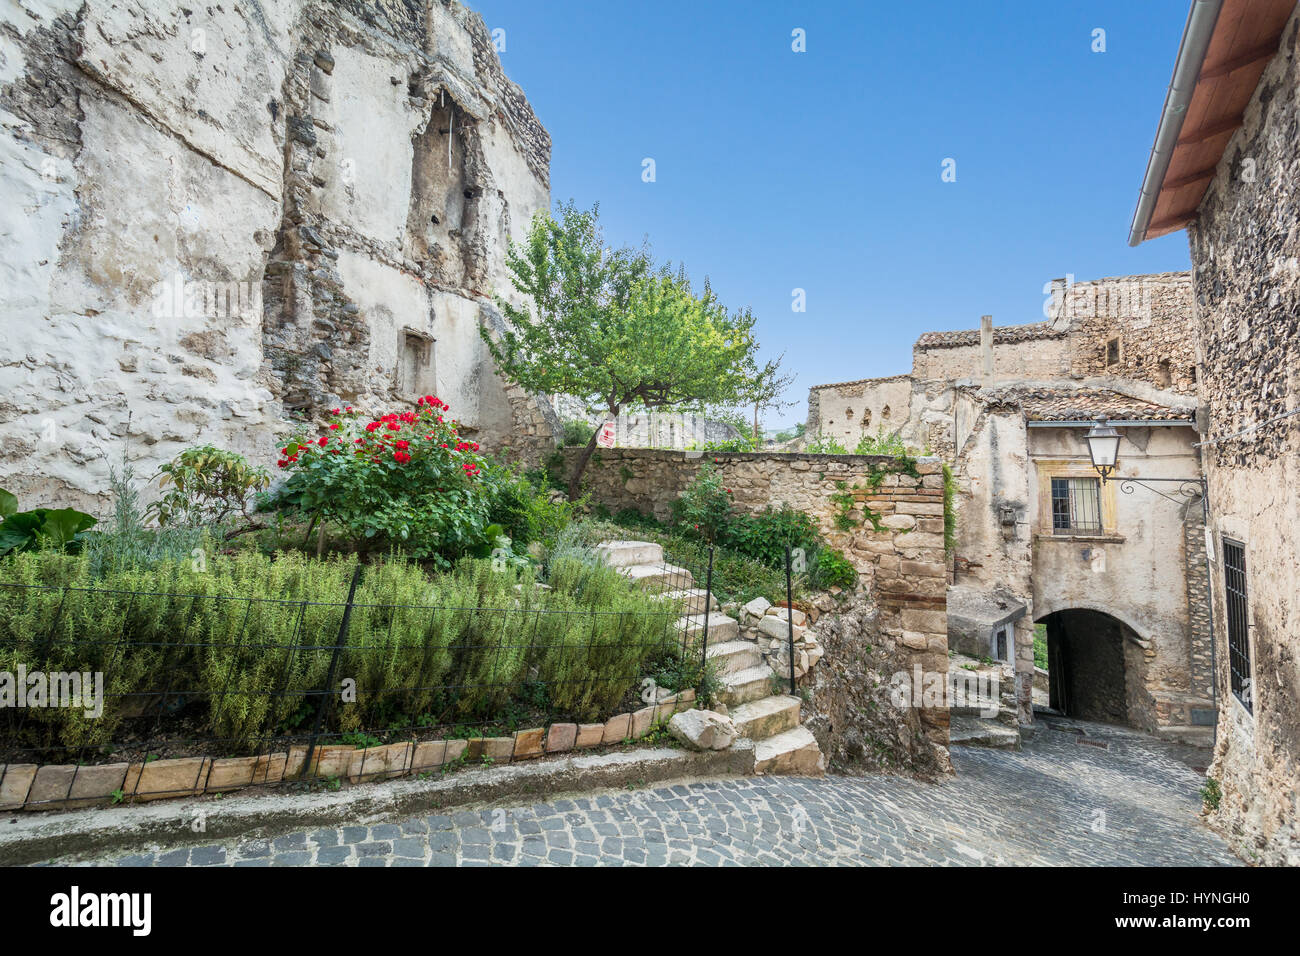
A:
[[560, 419, 597, 447], [0, 488, 96, 557], [854, 427, 908, 457], [723, 505, 820, 569], [671, 462, 734, 544], [805, 435, 848, 454], [149, 445, 270, 528], [0, 547, 679, 756], [809, 547, 857, 590]]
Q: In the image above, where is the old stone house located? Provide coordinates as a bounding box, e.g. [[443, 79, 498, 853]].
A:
[[0, 0, 559, 513], [806, 272, 1215, 748], [1129, 0, 1299, 866]]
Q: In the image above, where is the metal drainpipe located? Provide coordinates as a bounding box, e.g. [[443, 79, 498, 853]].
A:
[[1127, 0, 1224, 246]]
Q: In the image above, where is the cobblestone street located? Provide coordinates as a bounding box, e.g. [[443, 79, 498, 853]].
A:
[[60, 717, 1239, 867]]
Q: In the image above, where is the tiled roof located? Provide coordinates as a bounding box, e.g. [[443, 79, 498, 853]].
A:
[[808, 374, 912, 392], [975, 386, 1196, 422], [915, 322, 1065, 349]]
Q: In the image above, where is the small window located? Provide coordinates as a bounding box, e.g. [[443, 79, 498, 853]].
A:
[[995, 628, 1009, 662], [399, 332, 436, 399], [1105, 338, 1121, 365], [1223, 539, 1253, 712], [1051, 477, 1103, 534]]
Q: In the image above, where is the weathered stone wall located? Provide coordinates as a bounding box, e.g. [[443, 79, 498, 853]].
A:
[[1058, 273, 1198, 394], [1187, 5, 1300, 867], [0, 0, 557, 514], [566, 448, 952, 764]]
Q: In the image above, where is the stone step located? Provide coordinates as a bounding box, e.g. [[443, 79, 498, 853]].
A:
[[949, 716, 1021, 751], [677, 612, 739, 646], [705, 639, 764, 676], [595, 540, 664, 569], [753, 725, 825, 775], [620, 562, 694, 592], [660, 588, 717, 615], [718, 664, 776, 706], [729, 694, 801, 741]]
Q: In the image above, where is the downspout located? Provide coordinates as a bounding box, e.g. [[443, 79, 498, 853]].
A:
[[1127, 0, 1224, 246]]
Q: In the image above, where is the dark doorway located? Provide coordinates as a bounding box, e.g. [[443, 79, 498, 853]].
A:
[[1041, 609, 1139, 727]]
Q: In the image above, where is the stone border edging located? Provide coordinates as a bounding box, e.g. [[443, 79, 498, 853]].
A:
[[0, 691, 696, 813], [0, 740, 753, 867]]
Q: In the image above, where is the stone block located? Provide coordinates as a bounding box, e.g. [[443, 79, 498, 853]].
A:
[[466, 737, 514, 763], [900, 559, 946, 578], [206, 756, 259, 792], [123, 757, 212, 802], [630, 706, 656, 738], [512, 728, 546, 760], [901, 607, 947, 633], [0, 764, 37, 809], [411, 740, 450, 772], [545, 723, 577, 753], [576, 723, 604, 748], [349, 742, 410, 781], [901, 631, 929, 650], [24, 763, 128, 810], [603, 713, 631, 744]]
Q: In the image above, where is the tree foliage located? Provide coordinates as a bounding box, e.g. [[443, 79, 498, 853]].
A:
[[483, 202, 759, 496]]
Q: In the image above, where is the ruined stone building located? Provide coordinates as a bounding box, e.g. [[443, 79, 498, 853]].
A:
[[1129, 0, 1299, 867], [0, 0, 559, 513], [806, 271, 1214, 751]]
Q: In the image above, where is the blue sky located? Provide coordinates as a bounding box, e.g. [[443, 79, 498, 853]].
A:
[[473, 0, 1194, 427]]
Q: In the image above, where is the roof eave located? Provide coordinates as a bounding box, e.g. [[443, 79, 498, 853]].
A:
[[1128, 0, 1224, 246]]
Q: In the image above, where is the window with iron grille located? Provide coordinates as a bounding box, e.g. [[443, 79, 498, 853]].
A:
[[1051, 477, 1103, 534], [1222, 539, 1253, 713]]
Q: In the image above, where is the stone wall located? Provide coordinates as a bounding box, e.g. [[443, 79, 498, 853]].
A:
[[565, 447, 952, 762], [1058, 273, 1198, 394], [1186, 5, 1300, 867], [0, 0, 557, 514]]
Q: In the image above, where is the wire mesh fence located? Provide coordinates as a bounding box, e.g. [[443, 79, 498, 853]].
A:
[[0, 548, 714, 808]]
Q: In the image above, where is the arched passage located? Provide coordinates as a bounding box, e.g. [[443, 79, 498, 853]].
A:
[[1038, 609, 1150, 730]]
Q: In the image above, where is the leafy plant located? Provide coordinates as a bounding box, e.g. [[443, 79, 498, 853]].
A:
[[805, 434, 849, 454], [671, 462, 734, 544], [854, 426, 908, 457], [0, 489, 97, 557], [149, 445, 270, 528], [808, 547, 857, 590], [1200, 777, 1222, 812]]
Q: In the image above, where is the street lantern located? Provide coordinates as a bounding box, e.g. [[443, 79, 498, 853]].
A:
[[1085, 417, 1122, 481]]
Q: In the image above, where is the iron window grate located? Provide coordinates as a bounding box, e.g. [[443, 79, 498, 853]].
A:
[[1222, 538, 1252, 713], [1051, 477, 1103, 534]]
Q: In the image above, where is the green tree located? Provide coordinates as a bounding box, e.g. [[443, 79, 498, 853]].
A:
[[484, 203, 759, 498], [739, 351, 797, 441]]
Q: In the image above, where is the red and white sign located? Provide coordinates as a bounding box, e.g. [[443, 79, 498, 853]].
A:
[[596, 420, 616, 448]]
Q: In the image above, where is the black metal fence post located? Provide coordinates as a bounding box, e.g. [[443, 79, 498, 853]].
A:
[[299, 564, 363, 779], [698, 546, 714, 699], [785, 545, 796, 694]]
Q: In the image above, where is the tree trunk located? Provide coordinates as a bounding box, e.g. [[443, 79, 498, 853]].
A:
[[567, 414, 610, 501]]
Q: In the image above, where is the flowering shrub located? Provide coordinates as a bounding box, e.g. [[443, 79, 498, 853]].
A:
[[277, 397, 494, 564]]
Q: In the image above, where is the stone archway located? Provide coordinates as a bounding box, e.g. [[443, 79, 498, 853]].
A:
[[1038, 609, 1153, 731]]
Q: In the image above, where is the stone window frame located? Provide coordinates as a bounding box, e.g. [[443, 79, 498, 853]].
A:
[[1033, 459, 1122, 541], [1105, 336, 1122, 366]]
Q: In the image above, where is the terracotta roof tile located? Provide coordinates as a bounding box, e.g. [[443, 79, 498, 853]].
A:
[[915, 322, 1065, 349], [973, 386, 1195, 422]]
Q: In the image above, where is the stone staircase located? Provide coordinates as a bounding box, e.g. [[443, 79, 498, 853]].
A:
[[595, 540, 824, 775]]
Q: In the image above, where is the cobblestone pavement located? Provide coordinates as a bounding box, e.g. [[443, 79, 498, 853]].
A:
[[65, 716, 1240, 866]]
